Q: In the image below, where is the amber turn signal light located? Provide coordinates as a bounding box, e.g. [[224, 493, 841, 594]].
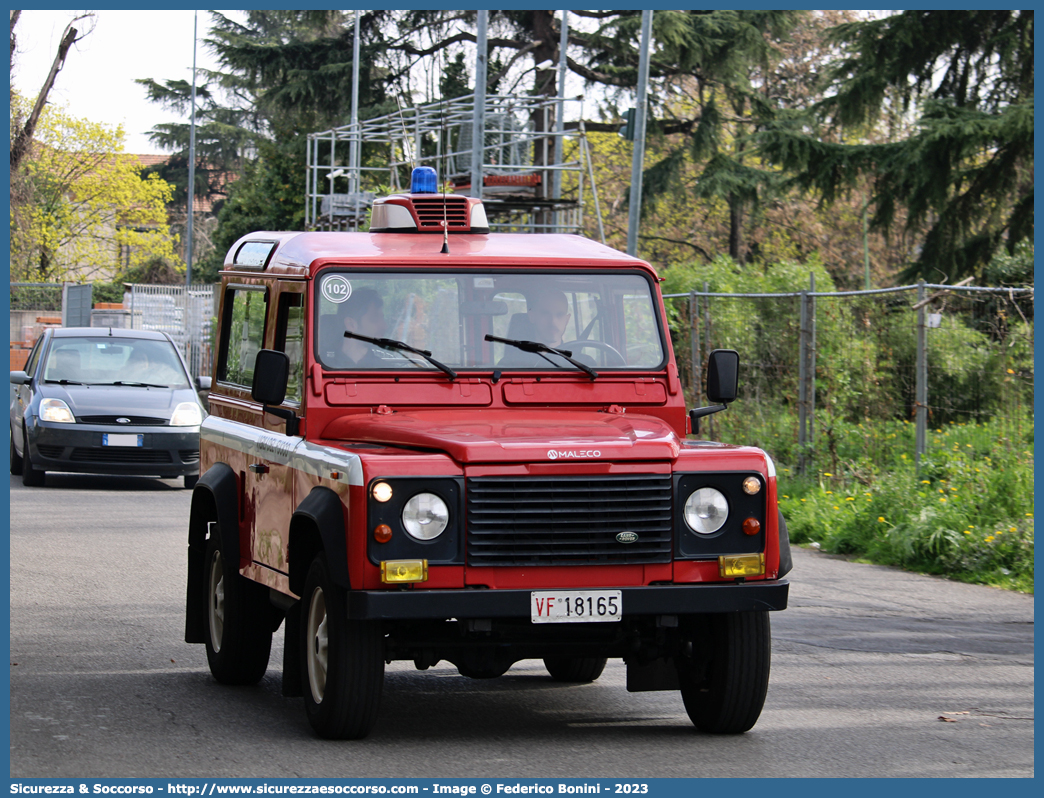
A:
[[374, 524, 393, 543], [742, 517, 761, 536]]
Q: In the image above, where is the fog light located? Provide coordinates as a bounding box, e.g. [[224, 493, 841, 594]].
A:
[[381, 559, 428, 583], [719, 553, 765, 578], [742, 476, 762, 495], [742, 517, 761, 536], [372, 481, 393, 502], [374, 524, 393, 543]]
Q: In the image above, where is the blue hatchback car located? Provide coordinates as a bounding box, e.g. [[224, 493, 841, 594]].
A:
[[9, 327, 210, 488]]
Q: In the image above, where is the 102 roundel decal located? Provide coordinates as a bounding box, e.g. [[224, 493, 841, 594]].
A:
[[321, 274, 353, 303]]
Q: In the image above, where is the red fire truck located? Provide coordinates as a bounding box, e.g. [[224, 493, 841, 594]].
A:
[[185, 167, 791, 739]]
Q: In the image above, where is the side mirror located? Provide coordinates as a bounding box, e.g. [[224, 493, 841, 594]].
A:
[[706, 349, 739, 404], [251, 350, 290, 406], [252, 350, 299, 436], [195, 375, 212, 392], [10, 371, 30, 386]]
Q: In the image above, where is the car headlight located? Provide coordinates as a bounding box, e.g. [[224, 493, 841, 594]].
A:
[[683, 487, 729, 535], [170, 402, 204, 426], [402, 492, 450, 540], [40, 398, 75, 423]]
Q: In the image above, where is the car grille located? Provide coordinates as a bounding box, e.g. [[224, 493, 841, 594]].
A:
[[179, 449, 200, 464], [77, 415, 168, 426], [466, 474, 673, 566], [37, 445, 64, 458], [70, 448, 173, 464]]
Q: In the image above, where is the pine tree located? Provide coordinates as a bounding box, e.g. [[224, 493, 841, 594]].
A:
[[758, 10, 1033, 282]]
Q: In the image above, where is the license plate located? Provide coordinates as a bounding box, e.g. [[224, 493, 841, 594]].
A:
[[103, 433, 143, 447], [531, 590, 622, 624]]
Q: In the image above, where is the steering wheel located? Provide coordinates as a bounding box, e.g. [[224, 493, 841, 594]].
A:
[[562, 340, 626, 367]]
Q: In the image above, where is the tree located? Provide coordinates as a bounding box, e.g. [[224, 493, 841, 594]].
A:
[[9, 94, 177, 282], [759, 10, 1033, 282]]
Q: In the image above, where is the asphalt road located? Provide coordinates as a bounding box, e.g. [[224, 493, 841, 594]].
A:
[[8, 473, 1034, 778]]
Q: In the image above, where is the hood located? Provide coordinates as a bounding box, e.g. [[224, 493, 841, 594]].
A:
[[40, 383, 196, 419], [321, 409, 681, 464]]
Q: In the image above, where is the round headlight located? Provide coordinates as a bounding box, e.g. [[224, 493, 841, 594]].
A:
[[402, 492, 449, 540], [170, 402, 204, 426], [40, 398, 75, 423], [683, 487, 729, 535]]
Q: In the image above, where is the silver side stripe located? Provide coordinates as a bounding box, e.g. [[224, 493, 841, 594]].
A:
[[201, 416, 364, 486]]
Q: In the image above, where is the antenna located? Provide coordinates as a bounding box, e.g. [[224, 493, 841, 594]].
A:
[[439, 55, 450, 255], [394, 95, 416, 171]]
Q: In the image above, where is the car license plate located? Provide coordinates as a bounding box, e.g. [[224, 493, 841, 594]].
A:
[[103, 434, 143, 447], [531, 590, 622, 624]]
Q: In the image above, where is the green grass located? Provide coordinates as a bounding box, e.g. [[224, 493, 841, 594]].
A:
[[771, 416, 1034, 593]]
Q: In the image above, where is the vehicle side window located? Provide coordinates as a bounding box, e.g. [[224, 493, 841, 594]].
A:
[[275, 292, 305, 405], [24, 336, 44, 377], [218, 287, 268, 387]]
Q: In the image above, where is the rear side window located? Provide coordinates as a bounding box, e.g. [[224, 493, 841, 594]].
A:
[[275, 291, 305, 405], [218, 287, 268, 387]]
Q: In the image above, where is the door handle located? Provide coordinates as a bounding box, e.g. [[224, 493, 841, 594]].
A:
[[248, 463, 270, 474]]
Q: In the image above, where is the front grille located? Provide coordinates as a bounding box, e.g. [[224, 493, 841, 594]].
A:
[[466, 474, 673, 566], [179, 449, 200, 464], [70, 448, 173, 464], [37, 445, 64, 458], [412, 197, 469, 230], [78, 415, 168, 426]]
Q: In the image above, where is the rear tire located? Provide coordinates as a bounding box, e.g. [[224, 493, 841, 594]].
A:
[[302, 554, 384, 739], [204, 535, 272, 685], [543, 657, 607, 683], [21, 429, 45, 487], [677, 611, 771, 734], [10, 427, 23, 475]]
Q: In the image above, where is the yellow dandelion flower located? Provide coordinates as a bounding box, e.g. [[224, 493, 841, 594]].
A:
[[826, 491, 833, 495], [1007, 368, 1015, 374], [783, 495, 790, 499], [1009, 526, 1017, 532], [833, 506, 840, 510], [921, 480, 931, 484], [878, 517, 886, 523], [823, 472, 833, 477], [985, 536, 995, 542], [846, 497, 855, 502], [963, 530, 971, 535], [939, 497, 947, 503]]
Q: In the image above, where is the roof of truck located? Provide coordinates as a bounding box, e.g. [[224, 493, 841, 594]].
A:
[[223, 231, 655, 277]]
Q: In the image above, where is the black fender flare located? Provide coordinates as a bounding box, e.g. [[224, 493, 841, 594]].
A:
[[288, 486, 350, 596], [185, 462, 241, 643]]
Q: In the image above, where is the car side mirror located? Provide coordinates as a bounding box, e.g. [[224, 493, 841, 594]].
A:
[[252, 350, 299, 436], [195, 375, 212, 392], [10, 371, 30, 386], [706, 349, 739, 404]]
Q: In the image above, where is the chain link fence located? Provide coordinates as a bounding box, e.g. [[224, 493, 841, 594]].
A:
[[665, 282, 1034, 474]]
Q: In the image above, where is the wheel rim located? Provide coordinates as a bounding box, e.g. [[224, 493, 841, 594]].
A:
[[306, 586, 329, 703], [207, 548, 225, 652]]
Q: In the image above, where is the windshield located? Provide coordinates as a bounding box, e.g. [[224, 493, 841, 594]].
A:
[[314, 270, 666, 372], [43, 337, 190, 388]]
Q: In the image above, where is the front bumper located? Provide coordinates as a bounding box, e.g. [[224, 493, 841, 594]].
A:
[[345, 579, 789, 620], [28, 421, 200, 477]]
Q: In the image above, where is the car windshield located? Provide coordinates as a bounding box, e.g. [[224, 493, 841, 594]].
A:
[[315, 270, 666, 372], [43, 337, 190, 388]]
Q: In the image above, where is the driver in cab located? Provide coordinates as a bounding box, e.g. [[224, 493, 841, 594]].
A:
[[498, 289, 594, 368]]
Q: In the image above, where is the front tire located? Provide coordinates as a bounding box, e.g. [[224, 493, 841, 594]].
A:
[[677, 611, 771, 734], [543, 657, 607, 683], [204, 535, 272, 684], [21, 429, 45, 487], [184, 473, 199, 489], [10, 427, 23, 475], [302, 554, 384, 739]]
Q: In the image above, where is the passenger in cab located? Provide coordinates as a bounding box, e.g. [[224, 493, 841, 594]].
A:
[[323, 287, 389, 368]]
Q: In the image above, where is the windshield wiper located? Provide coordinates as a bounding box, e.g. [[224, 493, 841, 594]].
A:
[[343, 331, 457, 380], [485, 334, 598, 380], [108, 381, 170, 388], [44, 379, 86, 386]]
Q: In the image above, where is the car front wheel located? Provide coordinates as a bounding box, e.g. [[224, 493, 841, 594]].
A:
[[302, 554, 384, 739], [543, 657, 607, 683], [676, 611, 771, 734], [21, 429, 45, 487], [10, 427, 23, 476]]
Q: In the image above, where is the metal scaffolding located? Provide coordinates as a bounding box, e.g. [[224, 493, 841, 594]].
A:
[[305, 94, 603, 238]]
